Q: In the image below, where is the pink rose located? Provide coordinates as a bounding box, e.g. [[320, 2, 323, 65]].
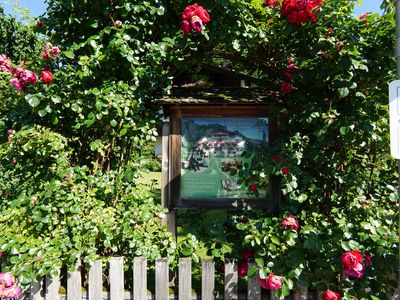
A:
[[181, 20, 191, 36], [3, 286, 22, 299], [341, 250, 363, 269], [12, 68, 24, 77], [191, 16, 204, 32], [0, 54, 9, 65], [41, 70, 53, 84], [19, 70, 38, 85], [281, 216, 299, 230], [344, 262, 365, 279], [51, 47, 60, 56], [0, 273, 16, 288], [321, 290, 341, 300], [114, 20, 122, 27], [7, 129, 14, 135], [42, 51, 49, 59], [258, 273, 283, 289], [10, 78, 23, 91]]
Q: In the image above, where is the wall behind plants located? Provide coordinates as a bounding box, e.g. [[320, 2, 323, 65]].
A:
[[0, 0, 398, 298]]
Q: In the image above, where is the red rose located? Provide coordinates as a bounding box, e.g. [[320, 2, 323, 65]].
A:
[[365, 252, 372, 266], [241, 249, 254, 261], [281, 167, 289, 175], [258, 273, 283, 289], [265, 0, 280, 7], [41, 70, 53, 84], [272, 155, 281, 163], [341, 250, 363, 269], [249, 184, 257, 191], [238, 261, 248, 277], [182, 4, 199, 20], [196, 6, 210, 23], [321, 290, 341, 300], [280, 82, 292, 95], [0, 252, 2, 257], [241, 216, 249, 224], [281, 216, 299, 230], [181, 20, 191, 35]]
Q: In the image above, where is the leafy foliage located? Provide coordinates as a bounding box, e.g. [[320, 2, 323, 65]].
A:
[[0, 0, 398, 298]]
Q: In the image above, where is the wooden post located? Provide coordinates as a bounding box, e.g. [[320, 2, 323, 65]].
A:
[[293, 285, 308, 300], [247, 263, 261, 300], [109, 257, 124, 300], [67, 262, 82, 300], [133, 257, 147, 300], [155, 258, 169, 300], [161, 117, 177, 238], [224, 259, 238, 300], [30, 279, 44, 300], [88, 260, 103, 300], [202, 259, 215, 300], [45, 274, 61, 300], [179, 258, 192, 300]]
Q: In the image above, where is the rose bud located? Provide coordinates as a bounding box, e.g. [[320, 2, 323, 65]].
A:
[[41, 70, 53, 84], [181, 19, 191, 35], [281, 167, 289, 175], [114, 20, 122, 27], [249, 184, 257, 191], [238, 261, 248, 277]]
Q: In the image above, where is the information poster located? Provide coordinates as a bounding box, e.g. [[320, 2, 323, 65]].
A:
[[180, 117, 268, 199]]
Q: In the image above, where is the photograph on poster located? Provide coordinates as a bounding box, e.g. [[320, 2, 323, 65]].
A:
[[181, 117, 269, 199]]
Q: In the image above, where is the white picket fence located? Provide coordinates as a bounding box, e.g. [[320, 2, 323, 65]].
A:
[[22, 257, 399, 300]]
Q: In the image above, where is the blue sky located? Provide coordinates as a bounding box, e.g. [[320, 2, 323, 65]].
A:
[[1, 0, 383, 19]]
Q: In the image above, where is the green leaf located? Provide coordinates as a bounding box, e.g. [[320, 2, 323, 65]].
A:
[[255, 258, 264, 267], [64, 50, 74, 59], [247, 266, 258, 277], [26, 95, 40, 107], [110, 119, 118, 127], [337, 87, 349, 98]]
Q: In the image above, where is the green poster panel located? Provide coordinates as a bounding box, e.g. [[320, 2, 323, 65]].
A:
[[180, 117, 268, 199]]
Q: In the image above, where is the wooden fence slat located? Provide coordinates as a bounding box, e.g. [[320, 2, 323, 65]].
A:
[[178, 258, 192, 300], [202, 259, 215, 300], [88, 260, 103, 300], [293, 286, 308, 300], [109, 257, 124, 300], [270, 290, 285, 300], [133, 257, 147, 300], [67, 262, 81, 300], [30, 279, 44, 300], [247, 263, 261, 300], [224, 259, 238, 300], [45, 274, 61, 300], [155, 258, 169, 300]]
